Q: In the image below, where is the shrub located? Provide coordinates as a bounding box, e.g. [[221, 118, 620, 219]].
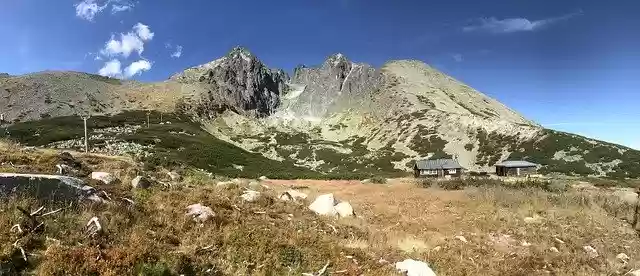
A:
[[370, 176, 387, 184], [438, 180, 466, 190]]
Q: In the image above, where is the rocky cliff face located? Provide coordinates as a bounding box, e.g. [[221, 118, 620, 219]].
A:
[[280, 54, 382, 119], [172, 47, 287, 118]]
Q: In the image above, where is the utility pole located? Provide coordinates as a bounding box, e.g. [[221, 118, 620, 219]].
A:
[[160, 113, 163, 123], [81, 115, 90, 153], [146, 111, 150, 128]]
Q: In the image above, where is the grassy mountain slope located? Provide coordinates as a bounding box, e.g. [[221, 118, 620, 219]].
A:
[[0, 111, 380, 179]]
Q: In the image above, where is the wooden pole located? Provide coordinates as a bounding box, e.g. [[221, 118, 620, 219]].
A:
[[146, 112, 150, 128], [81, 116, 89, 153], [634, 189, 640, 230]]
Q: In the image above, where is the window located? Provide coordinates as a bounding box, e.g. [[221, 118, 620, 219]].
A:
[[421, 170, 438, 175]]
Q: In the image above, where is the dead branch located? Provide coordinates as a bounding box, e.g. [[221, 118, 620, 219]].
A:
[[10, 224, 23, 234], [120, 197, 135, 205], [30, 206, 45, 216], [99, 191, 112, 201], [41, 208, 63, 217], [86, 216, 102, 237]]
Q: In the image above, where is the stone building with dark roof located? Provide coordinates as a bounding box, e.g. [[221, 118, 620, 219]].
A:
[[414, 159, 463, 178], [495, 160, 538, 177]]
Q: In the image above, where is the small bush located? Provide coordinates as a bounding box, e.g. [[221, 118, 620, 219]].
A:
[[437, 180, 466, 190], [136, 262, 172, 276], [370, 176, 387, 184]]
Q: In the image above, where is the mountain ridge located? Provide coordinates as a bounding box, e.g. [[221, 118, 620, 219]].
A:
[[0, 47, 638, 178]]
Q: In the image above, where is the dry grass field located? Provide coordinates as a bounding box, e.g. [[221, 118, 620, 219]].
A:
[[266, 178, 640, 275], [1, 142, 640, 275]]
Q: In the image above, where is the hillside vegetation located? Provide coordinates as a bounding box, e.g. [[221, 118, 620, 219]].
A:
[[0, 111, 390, 180]]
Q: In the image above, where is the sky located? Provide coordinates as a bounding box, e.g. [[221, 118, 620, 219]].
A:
[[0, 0, 639, 149]]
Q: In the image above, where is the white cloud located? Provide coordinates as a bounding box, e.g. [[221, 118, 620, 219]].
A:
[[133, 23, 154, 41], [124, 60, 152, 77], [99, 23, 153, 58], [75, 0, 107, 21], [171, 45, 183, 58], [452, 54, 463, 62], [111, 4, 133, 13], [463, 11, 582, 34], [101, 33, 144, 58], [98, 59, 122, 77]]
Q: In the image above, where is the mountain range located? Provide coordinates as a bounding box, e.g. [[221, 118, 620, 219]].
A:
[[1, 47, 638, 178]]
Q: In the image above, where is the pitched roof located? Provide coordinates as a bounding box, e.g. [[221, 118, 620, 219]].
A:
[[495, 160, 538, 168], [415, 159, 463, 170]]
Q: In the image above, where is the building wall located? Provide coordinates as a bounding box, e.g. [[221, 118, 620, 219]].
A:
[[496, 166, 537, 177], [414, 168, 462, 178]]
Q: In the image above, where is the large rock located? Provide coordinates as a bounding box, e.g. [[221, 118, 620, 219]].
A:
[[335, 202, 354, 217], [279, 189, 308, 201], [395, 259, 437, 276], [0, 173, 97, 202], [241, 190, 261, 202], [185, 203, 215, 223], [167, 171, 181, 181], [131, 176, 152, 189], [91, 172, 117, 185], [309, 193, 338, 216]]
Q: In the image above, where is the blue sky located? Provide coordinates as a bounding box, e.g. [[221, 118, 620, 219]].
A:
[[1, 0, 639, 149]]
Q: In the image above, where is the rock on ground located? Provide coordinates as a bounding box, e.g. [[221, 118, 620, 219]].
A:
[[91, 172, 117, 185], [628, 269, 640, 276], [617, 253, 630, 263], [185, 203, 215, 223], [131, 176, 152, 189], [583, 245, 598, 258], [259, 176, 268, 181], [241, 190, 261, 202], [279, 190, 308, 201], [167, 171, 181, 181], [523, 215, 543, 224], [0, 172, 96, 202], [395, 259, 437, 276], [335, 202, 354, 217], [309, 193, 338, 216]]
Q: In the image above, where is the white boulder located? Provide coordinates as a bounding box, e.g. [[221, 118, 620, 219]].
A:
[[241, 190, 261, 202], [395, 259, 437, 276], [185, 204, 215, 223], [279, 190, 308, 201], [583, 245, 598, 258], [258, 176, 268, 181], [617, 253, 630, 263], [91, 172, 117, 185], [167, 171, 181, 181], [131, 176, 152, 189], [335, 202, 354, 217], [523, 216, 542, 224], [549, 247, 559, 253], [216, 181, 234, 187], [309, 194, 338, 216]]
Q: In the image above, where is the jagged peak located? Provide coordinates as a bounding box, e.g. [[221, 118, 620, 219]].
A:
[[324, 53, 350, 66], [226, 46, 255, 62]]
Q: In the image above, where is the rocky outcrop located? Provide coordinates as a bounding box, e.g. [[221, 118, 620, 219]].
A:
[[173, 47, 287, 118], [281, 54, 382, 119], [0, 173, 96, 202]]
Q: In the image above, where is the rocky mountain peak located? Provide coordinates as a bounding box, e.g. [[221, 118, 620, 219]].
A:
[[171, 47, 287, 118], [226, 46, 256, 63], [324, 53, 350, 68]]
